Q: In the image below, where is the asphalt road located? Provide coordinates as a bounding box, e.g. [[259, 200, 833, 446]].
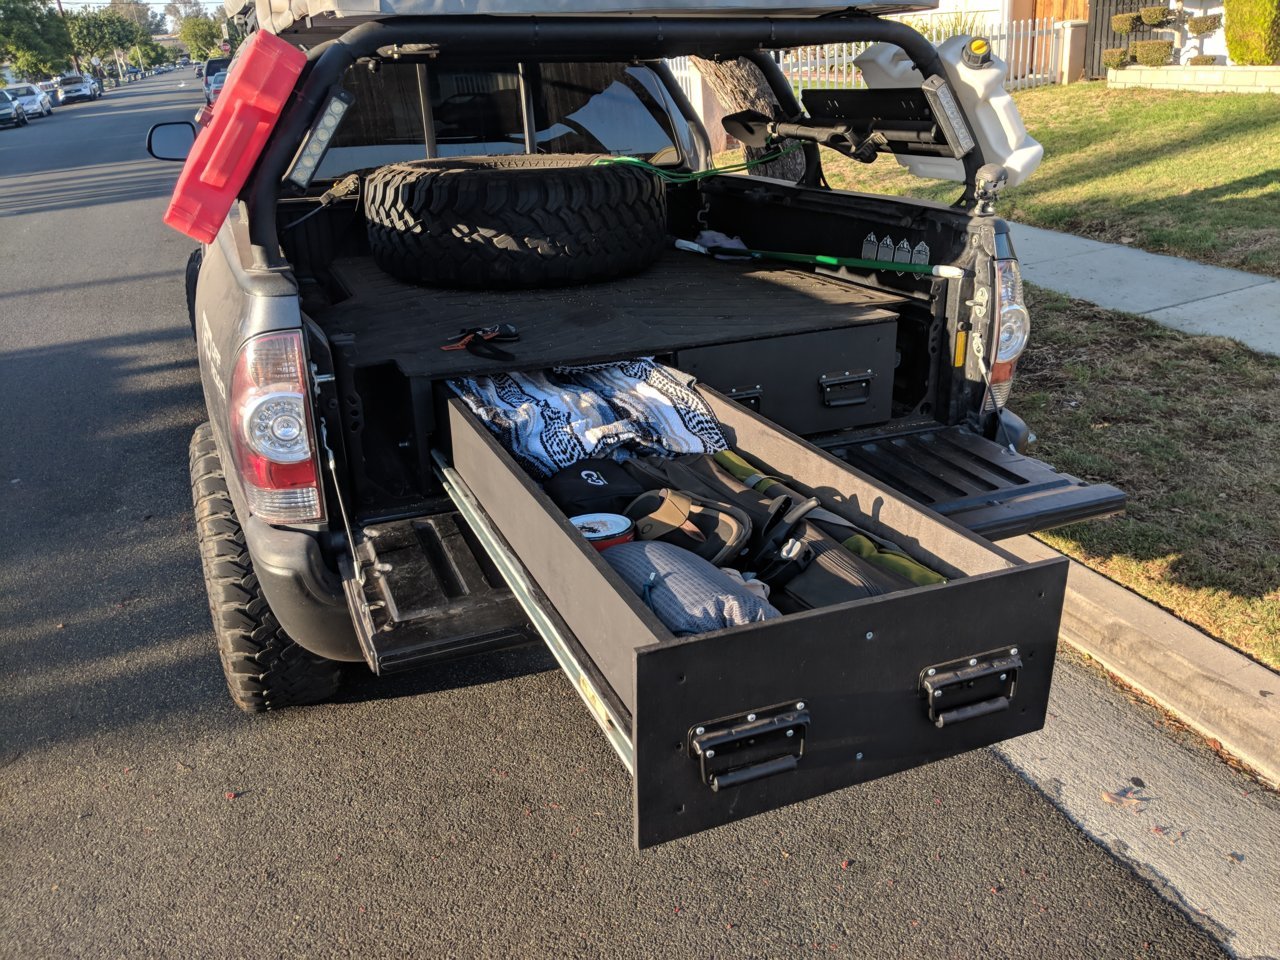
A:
[[0, 73, 1232, 959]]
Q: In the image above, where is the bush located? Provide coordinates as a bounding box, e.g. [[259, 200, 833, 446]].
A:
[[1103, 46, 1132, 68], [1188, 53, 1219, 63], [1140, 4, 1172, 24], [1133, 38, 1175, 64], [1112, 11, 1143, 32], [1187, 13, 1223, 34], [1223, 0, 1280, 64]]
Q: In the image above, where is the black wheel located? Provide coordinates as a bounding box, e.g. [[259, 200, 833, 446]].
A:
[[189, 423, 343, 712], [18, 111, 28, 127], [184, 246, 203, 334], [363, 153, 668, 290]]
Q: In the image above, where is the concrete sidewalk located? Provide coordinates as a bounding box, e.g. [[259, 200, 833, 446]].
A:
[[1010, 224, 1280, 355]]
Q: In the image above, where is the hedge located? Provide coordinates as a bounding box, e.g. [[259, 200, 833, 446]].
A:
[[1188, 53, 1219, 63], [1103, 46, 1132, 68], [1223, 0, 1280, 64], [1187, 13, 1223, 34], [1112, 11, 1143, 32], [1133, 38, 1175, 64], [1140, 4, 1172, 24]]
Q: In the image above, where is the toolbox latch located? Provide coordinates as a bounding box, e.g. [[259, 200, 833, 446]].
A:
[[688, 702, 809, 792], [818, 370, 874, 408], [920, 650, 1022, 728]]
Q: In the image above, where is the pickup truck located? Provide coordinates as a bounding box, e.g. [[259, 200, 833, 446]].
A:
[[147, 0, 1123, 848]]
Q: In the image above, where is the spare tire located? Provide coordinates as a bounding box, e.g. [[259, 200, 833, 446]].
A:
[[363, 154, 668, 290]]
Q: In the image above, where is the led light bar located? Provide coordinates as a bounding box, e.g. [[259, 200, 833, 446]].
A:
[[286, 87, 355, 189], [920, 75, 975, 159]]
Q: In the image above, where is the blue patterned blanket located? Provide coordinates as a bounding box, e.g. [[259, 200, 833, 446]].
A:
[[449, 359, 727, 480]]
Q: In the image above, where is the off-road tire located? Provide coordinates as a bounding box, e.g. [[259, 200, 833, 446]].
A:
[[189, 423, 343, 712], [363, 154, 668, 289]]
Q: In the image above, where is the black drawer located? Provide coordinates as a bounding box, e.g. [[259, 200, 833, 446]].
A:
[[444, 388, 1066, 848], [676, 323, 896, 435]]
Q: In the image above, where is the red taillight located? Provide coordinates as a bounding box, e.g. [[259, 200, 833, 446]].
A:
[[229, 331, 325, 524]]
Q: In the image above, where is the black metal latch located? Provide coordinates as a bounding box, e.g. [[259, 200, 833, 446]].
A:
[[725, 385, 764, 413], [818, 370, 874, 408], [921, 650, 1021, 728], [688, 701, 809, 792]]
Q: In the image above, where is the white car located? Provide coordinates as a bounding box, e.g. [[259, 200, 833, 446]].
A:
[[57, 74, 98, 104], [3, 83, 54, 118]]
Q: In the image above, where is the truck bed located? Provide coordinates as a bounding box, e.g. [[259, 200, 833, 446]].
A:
[[313, 250, 907, 380]]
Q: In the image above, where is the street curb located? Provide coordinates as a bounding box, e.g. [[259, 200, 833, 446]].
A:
[[1005, 536, 1280, 788]]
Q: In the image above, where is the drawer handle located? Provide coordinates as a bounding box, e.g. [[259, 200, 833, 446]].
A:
[[818, 370, 874, 408], [689, 703, 809, 792], [710, 755, 798, 792], [921, 652, 1022, 728]]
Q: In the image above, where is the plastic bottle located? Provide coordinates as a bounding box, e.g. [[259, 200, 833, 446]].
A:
[[854, 34, 1043, 187]]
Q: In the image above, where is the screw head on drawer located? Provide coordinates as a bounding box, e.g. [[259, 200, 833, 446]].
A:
[[927, 668, 936, 676], [747, 713, 757, 722], [855, 752, 864, 760], [866, 631, 875, 640], [795, 702, 805, 711], [786, 729, 795, 738], [969, 658, 978, 666], [934, 690, 942, 698], [1010, 648, 1019, 656], [695, 726, 705, 736], [1000, 673, 1007, 681], [705, 749, 715, 759]]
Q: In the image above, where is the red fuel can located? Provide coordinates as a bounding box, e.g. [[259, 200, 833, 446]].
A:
[[163, 31, 306, 243]]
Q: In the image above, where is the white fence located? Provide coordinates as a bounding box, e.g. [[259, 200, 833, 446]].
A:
[[669, 17, 1064, 96]]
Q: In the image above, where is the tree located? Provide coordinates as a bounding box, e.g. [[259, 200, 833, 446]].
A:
[[67, 10, 142, 79], [0, 0, 74, 79], [178, 13, 219, 59], [690, 57, 806, 181], [106, 0, 167, 35], [164, 0, 205, 29]]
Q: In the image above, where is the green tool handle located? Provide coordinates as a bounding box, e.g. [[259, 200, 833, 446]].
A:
[[711, 245, 967, 279]]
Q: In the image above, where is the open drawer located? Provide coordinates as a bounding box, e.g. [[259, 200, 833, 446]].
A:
[[443, 390, 1068, 849]]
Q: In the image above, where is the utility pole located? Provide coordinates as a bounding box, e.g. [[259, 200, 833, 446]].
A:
[[53, 0, 83, 74]]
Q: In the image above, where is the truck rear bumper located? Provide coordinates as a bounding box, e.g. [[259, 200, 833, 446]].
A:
[[242, 514, 364, 662]]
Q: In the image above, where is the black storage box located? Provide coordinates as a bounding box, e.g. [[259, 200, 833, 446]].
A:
[[676, 323, 896, 436]]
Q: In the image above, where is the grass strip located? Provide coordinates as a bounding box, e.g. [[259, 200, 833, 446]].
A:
[[778, 84, 1280, 277], [1019, 284, 1279, 670]]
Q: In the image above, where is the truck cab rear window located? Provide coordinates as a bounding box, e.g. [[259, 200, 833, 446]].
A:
[[317, 61, 688, 178]]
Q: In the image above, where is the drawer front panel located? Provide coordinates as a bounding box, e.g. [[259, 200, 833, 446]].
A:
[[677, 324, 897, 436], [633, 559, 1066, 848]]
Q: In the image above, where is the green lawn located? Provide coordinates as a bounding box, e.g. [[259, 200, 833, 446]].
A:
[[1018, 285, 1280, 670], [815, 83, 1280, 277]]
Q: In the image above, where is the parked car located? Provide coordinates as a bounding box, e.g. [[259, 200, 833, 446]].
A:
[[194, 64, 204, 78], [37, 80, 60, 103], [201, 56, 230, 99], [206, 70, 228, 105], [57, 74, 98, 103], [3, 83, 53, 118], [0, 90, 29, 127], [147, 3, 1125, 850]]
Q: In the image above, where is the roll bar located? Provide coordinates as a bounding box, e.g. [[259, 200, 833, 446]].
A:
[[246, 16, 984, 267]]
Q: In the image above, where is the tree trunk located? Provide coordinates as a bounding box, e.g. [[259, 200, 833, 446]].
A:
[[690, 56, 806, 181]]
